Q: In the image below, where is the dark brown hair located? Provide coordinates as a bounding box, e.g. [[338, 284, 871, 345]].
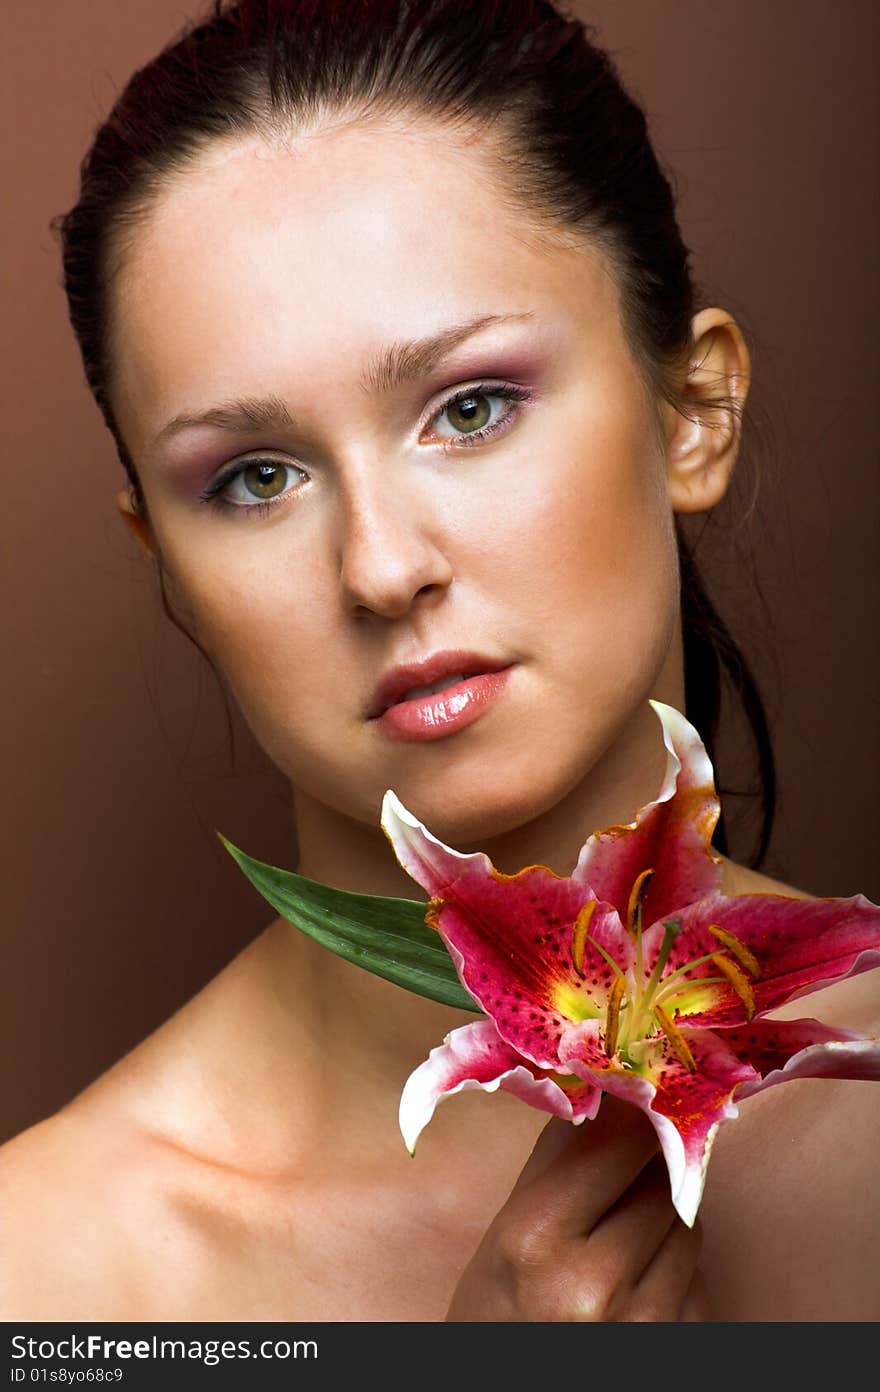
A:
[[51, 0, 776, 864]]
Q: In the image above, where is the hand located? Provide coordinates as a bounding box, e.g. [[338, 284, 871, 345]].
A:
[[445, 1096, 708, 1321]]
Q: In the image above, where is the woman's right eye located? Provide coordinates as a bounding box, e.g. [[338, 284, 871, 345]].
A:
[[200, 458, 306, 518]]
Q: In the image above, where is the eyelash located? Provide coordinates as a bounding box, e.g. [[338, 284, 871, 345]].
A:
[[198, 382, 532, 519]]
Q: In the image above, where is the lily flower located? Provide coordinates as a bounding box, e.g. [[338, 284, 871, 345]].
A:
[[381, 700, 880, 1226]]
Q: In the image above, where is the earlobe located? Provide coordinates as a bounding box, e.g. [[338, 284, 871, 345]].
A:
[[665, 308, 751, 515], [115, 486, 156, 557]]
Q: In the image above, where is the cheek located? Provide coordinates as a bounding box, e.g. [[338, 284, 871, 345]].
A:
[[159, 533, 335, 711], [486, 411, 676, 635]]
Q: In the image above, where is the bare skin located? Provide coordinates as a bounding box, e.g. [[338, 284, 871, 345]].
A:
[[3, 115, 877, 1320], [1, 860, 877, 1321]]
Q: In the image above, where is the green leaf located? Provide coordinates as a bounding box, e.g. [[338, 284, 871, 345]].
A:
[[217, 832, 480, 1013]]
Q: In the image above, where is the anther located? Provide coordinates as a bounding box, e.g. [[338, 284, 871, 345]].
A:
[[604, 976, 625, 1058], [626, 867, 654, 936], [711, 953, 756, 1019], [570, 899, 597, 977], [424, 898, 445, 931], [653, 1005, 697, 1072], [707, 923, 760, 978]]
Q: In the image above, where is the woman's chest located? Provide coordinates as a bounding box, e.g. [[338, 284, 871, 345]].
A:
[[146, 1167, 486, 1321], [137, 1068, 880, 1321]]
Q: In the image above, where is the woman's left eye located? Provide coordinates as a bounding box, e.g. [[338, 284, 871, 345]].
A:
[[424, 383, 531, 447]]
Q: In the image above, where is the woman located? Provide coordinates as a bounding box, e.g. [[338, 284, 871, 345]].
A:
[[1, 0, 877, 1320]]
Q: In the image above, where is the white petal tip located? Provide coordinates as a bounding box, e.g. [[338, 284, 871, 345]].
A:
[[381, 788, 412, 825], [647, 697, 675, 720], [673, 1197, 699, 1229], [400, 1125, 420, 1156]]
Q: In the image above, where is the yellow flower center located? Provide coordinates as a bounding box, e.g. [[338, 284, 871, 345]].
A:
[[577, 871, 761, 1073]]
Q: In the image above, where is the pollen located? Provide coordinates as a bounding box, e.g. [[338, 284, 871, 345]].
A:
[[626, 867, 654, 936], [570, 899, 597, 977], [653, 1005, 697, 1073], [711, 953, 756, 1019], [707, 923, 761, 978], [424, 897, 445, 931], [604, 975, 626, 1058]]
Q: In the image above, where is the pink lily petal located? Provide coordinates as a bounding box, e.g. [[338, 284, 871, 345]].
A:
[[429, 890, 632, 1070], [643, 891, 880, 1028], [571, 700, 723, 927], [381, 789, 502, 901], [559, 1019, 758, 1227], [399, 1018, 602, 1155], [712, 1017, 880, 1099], [382, 791, 633, 1068]]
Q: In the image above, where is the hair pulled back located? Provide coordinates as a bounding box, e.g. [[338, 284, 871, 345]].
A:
[[51, 0, 776, 865]]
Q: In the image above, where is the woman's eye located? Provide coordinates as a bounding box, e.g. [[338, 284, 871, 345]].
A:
[[425, 384, 530, 446], [201, 458, 305, 515], [444, 393, 494, 434], [201, 383, 530, 518]]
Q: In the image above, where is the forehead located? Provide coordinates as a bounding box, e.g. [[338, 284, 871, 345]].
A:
[[111, 118, 621, 446]]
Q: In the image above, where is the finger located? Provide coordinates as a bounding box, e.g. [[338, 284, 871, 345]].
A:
[[626, 1214, 704, 1322], [505, 1095, 661, 1242], [679, 1268, 711, 1322], [579, 1153, 680, 1292], [510, 1095, 658, 1201]]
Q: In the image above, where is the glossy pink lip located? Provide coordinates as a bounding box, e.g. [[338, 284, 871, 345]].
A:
[[366, 650, 514, 721], [372, 667, 516, 741]]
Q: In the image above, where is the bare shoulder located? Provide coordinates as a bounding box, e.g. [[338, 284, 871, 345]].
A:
[[718, 853, 813, 901], [0, 924, 293, 1320], [701, 856, 880, 1318], [0, 1093, 183, 1319]]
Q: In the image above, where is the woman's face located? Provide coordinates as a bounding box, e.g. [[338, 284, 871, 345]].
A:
[[112, 117, 685, 850]]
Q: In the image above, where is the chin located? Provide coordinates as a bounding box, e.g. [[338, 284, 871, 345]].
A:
[[385, 749, 584, 851]]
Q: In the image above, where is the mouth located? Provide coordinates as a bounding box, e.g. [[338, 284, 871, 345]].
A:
[[366, 651, 513, 720]]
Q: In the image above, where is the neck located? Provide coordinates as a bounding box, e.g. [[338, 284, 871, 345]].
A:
[[275, 656, 685, 1094]]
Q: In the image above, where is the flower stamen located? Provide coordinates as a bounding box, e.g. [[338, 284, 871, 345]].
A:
[[712, 953, 756, 1019], [570, 899, 597, 977], [627, 867, 654, 936], [707, 923, 761, 979], [424, 897, 445, 931], [604, 975, 626, 1058], [653, 1005, 697, 1073], [656, 973, 728, 1011]]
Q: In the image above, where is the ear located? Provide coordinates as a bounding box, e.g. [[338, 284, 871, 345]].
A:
[[115, 486, 156, 557], [661, 307, 751, 515]]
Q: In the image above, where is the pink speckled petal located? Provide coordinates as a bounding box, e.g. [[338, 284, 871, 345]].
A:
[[382, 790, 633, 1068], [399, 1017, 602, 1154], [428, 890, 631, 1069], [571, 701, 723, 926], [558, 1019, 757, 1227], [643, 891, 880, 1028], [711, 1017, 880, 1098]]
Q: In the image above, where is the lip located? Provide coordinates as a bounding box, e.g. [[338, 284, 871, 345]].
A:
[[366, 650, 514, 721], [370, 666, 516, 741]]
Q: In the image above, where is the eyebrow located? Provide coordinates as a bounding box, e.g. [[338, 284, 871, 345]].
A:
[[151, 311, 536, 447]]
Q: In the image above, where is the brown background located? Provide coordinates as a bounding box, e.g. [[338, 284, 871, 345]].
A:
[[2, 1, 878, 1144]]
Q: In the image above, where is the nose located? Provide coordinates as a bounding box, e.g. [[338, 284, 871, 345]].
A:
[[335, 461, 455, 621]]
